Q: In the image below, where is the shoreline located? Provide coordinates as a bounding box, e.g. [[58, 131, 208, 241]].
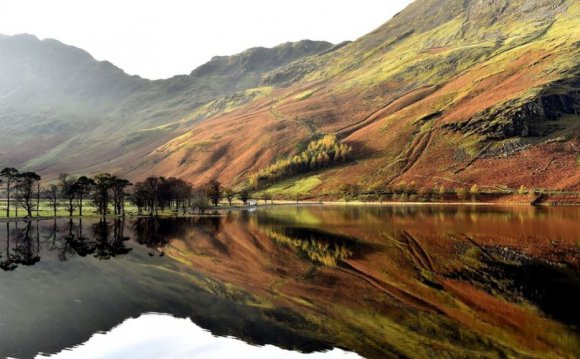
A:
[[2, 200, 577, 222]]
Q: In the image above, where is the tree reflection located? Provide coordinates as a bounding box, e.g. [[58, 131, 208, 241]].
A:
[[0, 221, 40, 268], [268, 227, 357, 267], [0, 217, 224, 270], [0, 222, 17, 271], [92, 219, 131, 260], [132, 217, 222, 256], [1, 218, 136, 270]]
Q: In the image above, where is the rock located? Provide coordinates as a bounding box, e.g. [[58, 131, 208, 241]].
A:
[[442, 78, 579, 140]]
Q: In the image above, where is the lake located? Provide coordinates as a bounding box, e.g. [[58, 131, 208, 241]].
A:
[[0, 205, 578, 358]]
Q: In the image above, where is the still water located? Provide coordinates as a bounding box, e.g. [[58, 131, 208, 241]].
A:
[[0, 205, 578, 358]]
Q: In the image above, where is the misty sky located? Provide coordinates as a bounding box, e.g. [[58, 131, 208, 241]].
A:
[[0, 0, 412, 79]]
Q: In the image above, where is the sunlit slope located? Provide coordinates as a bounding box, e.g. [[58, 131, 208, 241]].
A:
[[137, 0, 579, 191]]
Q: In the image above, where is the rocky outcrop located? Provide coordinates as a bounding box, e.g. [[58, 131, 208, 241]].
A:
[[442, 80, 579, 139]]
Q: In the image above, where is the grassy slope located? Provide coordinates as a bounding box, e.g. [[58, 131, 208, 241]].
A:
[[130, 0, 579, 193]]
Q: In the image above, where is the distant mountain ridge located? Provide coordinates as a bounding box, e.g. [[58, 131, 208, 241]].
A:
[[0, 35, 333, 173]]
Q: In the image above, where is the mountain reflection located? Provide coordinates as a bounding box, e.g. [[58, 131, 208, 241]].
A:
[[0, 206, 578, 359]]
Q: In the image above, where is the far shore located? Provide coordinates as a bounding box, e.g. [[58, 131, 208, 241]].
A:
[[1, 199, 578, 222]]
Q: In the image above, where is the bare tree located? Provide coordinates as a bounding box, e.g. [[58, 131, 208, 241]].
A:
[[205, 179, 222, 207], [44, 185, 60, 217], [110, 177, 131, 217], [75, 176, 95, 216], [36, 181, 41, 217], [15, 172, 41, 217], [191, 189, 210, 214], [224, 188, 236, 206], [59, 173, 78, 217], [0, 167, 19, 217]]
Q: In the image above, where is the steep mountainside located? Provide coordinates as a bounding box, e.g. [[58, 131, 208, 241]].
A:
[[1, 0, 578, 192], [0, 36, 332, 174], [129, 0, 579, 191]]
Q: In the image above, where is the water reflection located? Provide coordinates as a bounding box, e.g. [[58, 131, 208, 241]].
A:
[[1, 221, 40, 270], [0, 219, 133, 270], [0, 205, 579, 358]]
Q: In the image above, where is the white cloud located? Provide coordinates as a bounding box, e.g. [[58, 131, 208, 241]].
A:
[[0, 0, 412, 79]]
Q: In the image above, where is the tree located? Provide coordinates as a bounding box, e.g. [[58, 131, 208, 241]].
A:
[[75, 176, 95, 216], [145, 176, 162, 215], [395, 181, 407, 195], [238, 189, 250, 205], [224, 188, 236, 206], [339, 183, 361, 199], [261, 193, 273, 204], [36, 181, 42, 217], [173, 179, 193, 214], [15, 172, 41, 217], [110, 177, 131, 217], [44, 185, 60, 217], [93, 173, 114, 218], [438, 185, 446, 199], [205, 179, 222, 207], [59, 173, 78, 217], [191, 189, 210, 214], [408, 181, 417, 195], [130, 184, 148, 216], [470, 184, 480, 201], [455, 187, 466, 201], [0, 168, 19, 217], [518, 185, 527, 196], [417, 187, 430, 201]]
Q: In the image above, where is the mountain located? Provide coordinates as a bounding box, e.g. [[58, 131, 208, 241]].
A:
[[0, 35, 333, 174], [1, 0, 578, 193]]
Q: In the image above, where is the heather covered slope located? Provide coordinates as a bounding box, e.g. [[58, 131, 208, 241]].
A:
[[134, 0, 579, 192]]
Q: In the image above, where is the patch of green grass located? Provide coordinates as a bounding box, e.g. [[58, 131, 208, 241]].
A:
[[0, 200, 179, 219], [293, 90, 315, 101], [256, 175, 322, 197]]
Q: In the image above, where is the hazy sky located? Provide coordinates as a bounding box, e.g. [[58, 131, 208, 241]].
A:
[[0, 0, 412, 80]]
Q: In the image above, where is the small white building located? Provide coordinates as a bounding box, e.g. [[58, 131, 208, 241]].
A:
[[247, 200, 257, 206]]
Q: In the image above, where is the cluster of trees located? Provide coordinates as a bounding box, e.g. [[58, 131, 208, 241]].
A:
[[249, 134, 352, 189], [0, 168, 133, 218], [132, 177, 192, 216], [388, 182, 481, 202], [339, 181, 486, 202], [0, 168, 42, 217], [1, 167, 257, 218], [339, 181, 561, 203], [131, 177, 251, 215], [54, 173, 132, 218]]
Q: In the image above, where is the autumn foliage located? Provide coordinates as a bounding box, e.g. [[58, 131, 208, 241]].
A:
[[249, 135, 352, 189]]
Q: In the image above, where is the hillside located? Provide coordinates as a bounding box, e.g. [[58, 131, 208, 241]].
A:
[[129, 0, 579, 192], [1, 0, 579, 193], [0, 35, 332, 175]]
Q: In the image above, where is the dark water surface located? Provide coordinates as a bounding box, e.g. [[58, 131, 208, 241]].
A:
[[0, 205, 578, 358]]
